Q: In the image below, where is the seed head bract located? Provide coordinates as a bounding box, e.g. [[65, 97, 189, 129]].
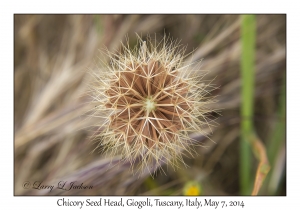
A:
[[88, 35, 215, 174]]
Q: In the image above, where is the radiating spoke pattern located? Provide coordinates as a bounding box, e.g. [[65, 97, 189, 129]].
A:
[[91, 37, 213, 173]]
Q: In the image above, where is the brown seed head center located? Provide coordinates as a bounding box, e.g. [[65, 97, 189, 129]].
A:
[[106, 59, 191, 148], [144, 97, 156, 112]]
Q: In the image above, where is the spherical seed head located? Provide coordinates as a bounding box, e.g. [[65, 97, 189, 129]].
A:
[[90, 35, 214, 173]]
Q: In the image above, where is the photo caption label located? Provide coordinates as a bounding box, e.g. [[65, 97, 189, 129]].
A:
[[56, 198, 245, 209]]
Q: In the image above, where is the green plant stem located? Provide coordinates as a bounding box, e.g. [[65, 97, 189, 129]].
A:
[[268, 75, 286, 165], [240, 15, 256, 195], [267, 75, 286, 194]]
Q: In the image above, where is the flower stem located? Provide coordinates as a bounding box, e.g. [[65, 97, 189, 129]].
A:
[[240, 14, 256, 195]]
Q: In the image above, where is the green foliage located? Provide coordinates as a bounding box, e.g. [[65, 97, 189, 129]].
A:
[[240, 14, 256, 195]]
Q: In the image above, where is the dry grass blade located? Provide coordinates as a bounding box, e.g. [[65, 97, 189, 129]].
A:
[[251, 134, 271, 195], [187, 18, 240, 63]]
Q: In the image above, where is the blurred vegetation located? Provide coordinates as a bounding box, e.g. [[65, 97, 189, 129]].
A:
[[14, 14, 286, 195]]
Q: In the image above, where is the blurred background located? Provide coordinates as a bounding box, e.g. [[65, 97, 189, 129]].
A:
[[14, 14, 286, 195]]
